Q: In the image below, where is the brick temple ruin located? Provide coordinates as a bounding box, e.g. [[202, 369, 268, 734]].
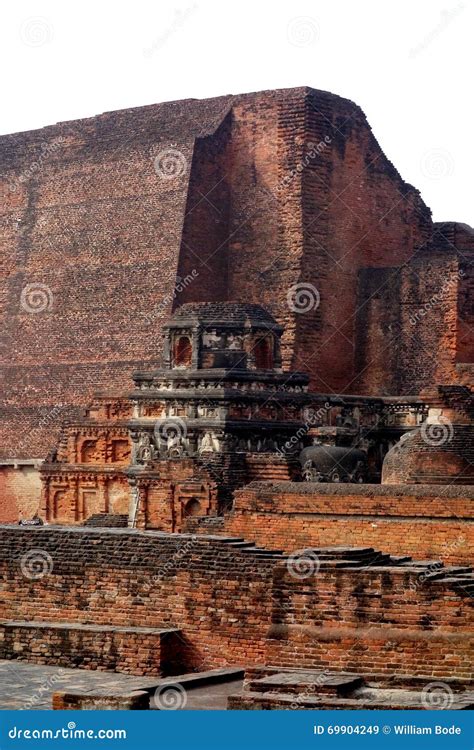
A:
[[0, 87, 473, 710]]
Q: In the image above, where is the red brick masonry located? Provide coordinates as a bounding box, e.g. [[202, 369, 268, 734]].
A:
[[0, 526, 471, 680], [223, 482, 474, 565]]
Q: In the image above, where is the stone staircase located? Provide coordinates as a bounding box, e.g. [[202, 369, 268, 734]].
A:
[[219, 537, 285, 560], [279, 546, 474, 594], [182, 521, 287, 560], [229, 667, 474, 710]]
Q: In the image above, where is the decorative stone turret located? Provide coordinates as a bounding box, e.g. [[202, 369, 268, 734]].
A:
[[39, 303, 444, 530], [127, 303, 309, 523]]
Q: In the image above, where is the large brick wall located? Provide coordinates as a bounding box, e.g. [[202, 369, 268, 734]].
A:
[[2, 86, 471, 467], [222, 482, 474, 564], [0, 527, 471, 680], [265, 565, 473, 679], [355, 225, 474, 395], [0, 464, 42, 522], [0, 527, 275, 670]]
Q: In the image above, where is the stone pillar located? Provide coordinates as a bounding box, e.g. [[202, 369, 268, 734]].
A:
[[191, 326, 201, 369], [162, 330, 172, 369], [129, 480, 148, 529], [40, 476, 50, 521], [98, 476, 109, 514], [72, 476, 79, 522]]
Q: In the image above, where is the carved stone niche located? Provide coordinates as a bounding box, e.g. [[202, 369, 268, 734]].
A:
[[198, 431, 219, 454], [132, 431, 155, 465], [154, 424, 188, 459]]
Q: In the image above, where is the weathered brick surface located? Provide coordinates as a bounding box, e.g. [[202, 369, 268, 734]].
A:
[[0, 621, 180, 676], [52, 690, 149, 710], [223, 482, 474, 564], [2, 87, 471, 463], [0, 465, 41, 522], [0, 527, 276, 670], [265, 564, 473, 679], [0, 527, 471, 680]]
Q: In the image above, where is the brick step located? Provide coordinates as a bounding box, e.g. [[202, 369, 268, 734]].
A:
[[423, 566, 473, 580], [0, 620, 183, 677], [233, 667, 474, 709], [306, 546, 377, 558], [296, 547, 393, 567], [228, 691, 474, 710], [389, 555, 413, 565], [239, 547, 284, 555], [442, 578, 474, 595], [218, 536, 285, 559], [249, 671, 364, 696]]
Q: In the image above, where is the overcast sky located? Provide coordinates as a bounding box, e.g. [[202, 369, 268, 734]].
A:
[[1, 0, 472, 225]]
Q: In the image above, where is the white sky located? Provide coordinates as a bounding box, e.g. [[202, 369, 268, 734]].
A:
[[1, 0, 472, 225]]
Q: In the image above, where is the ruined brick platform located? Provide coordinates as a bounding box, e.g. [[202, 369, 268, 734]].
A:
[[0, 526, 472, 683], [0, 620, 182, 676], [229, 667, 474, 710], [219, 481, 474, 565]]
